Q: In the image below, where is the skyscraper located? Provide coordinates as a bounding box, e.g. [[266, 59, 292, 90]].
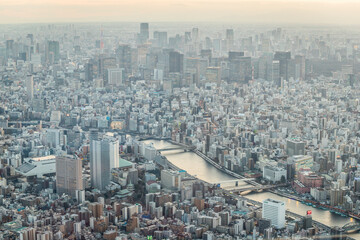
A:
[[46, 40, 60, 63], [153, 31, 168, 47], [169, 51, 184, 74], [107, 68, 124, 86], [56, 156, 83, 197], [117, 44, 132, 77], [262, 198, 285, 229], [139, 23, 149, 43], [226, 29, 234, 50], [286, 139, 305, 156], [90, 138, 119, 190], [26, 74, 34, 100], [274, 51, 291, 82]]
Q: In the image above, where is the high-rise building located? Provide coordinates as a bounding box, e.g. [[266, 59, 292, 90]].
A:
[[107, 68, 124, 86], [226, 29, 234, 50], [272, 60, 280, 87], [46, 40, 60, 63], [161, 169, 181, 191], [56, 156, 83, 197], [229, 56, 252, 83], [262, 198, 285, 229], [274, 51, 291, 82], [154, 31, 168, 47], [192, 28, 199, 42], [286, 139, 305, 156], [206, 67, 221, 85], [90, 138, 119, 190], [117, 44, 132, 78], [139, 23, 149, 43], [169, 51, 184, 74], [26, 74, 34, 100], [85, 62, 94, 81]]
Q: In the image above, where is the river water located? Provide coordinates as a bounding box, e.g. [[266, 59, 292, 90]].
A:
[[144, 140, 360, 239]]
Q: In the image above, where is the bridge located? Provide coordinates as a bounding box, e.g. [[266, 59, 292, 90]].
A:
[[157, 146, 196, 152], [223, 183, 288, 195], [214, 179, 255, 187], [340, 222, 360, 234]]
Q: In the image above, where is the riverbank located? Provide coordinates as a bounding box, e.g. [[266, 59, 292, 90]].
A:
[[144, 139, 359, 239]]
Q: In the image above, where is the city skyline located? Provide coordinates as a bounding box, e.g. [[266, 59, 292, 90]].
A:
[[1, 0, 360, 25], [1, 1, 360, 238]]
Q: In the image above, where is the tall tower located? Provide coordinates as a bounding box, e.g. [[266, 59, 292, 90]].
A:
[[46, 40, 60, 63], [262, 198, 285, 229], [56, 156, 83, 197], [26, 74, 34, 100], [226, 29, 234, 50], [90, 138, 119, 190], [140, 23, 149, 43]]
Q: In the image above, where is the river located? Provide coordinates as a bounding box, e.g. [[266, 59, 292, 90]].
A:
[[144, 140, 360, 239]]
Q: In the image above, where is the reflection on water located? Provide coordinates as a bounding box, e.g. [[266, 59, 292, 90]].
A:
[[145, 140, 360, 239], [144, 140, 235, 184]]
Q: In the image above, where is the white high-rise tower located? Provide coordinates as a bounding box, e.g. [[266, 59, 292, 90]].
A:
[[90, 138, 119, 190]]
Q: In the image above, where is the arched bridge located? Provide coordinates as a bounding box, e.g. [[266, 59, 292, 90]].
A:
[[341, 222, 360, 234]]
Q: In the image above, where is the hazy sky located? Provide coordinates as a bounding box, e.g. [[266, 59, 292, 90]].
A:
[[1, 0, 360, 25]]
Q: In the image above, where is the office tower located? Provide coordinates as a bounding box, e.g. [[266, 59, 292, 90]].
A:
[[274, 51, 291, 82], [100, 57, 117, 77], [229, 56, 252, 83], [154, 31, 168, 47], [90, 138, 119, 190], [46, 128, 64, 148], [206, 67, 221, 85], [56, 156, 83, 197], [286, 139, 305, 156], [169, 51, 184, 74], [117, 44, 132, 77], [262, 198, 285, 229], [85, 62, 94, 81], [46, 40, 60, 63], [184, 32, 191, 43], [192, 28, 199, 42], [335, 158, 342, 174], [26, 74, 34, 100], [228, 51, 244, 61], [6, 39, 14, 59], [139, 23, 149, 43], [226, 29, 234, 50], [107, 68, 124, 86], [185, 57, 200, 86], [295, 55, 305, 81], [272, 60, 280, 87], [201, 49, 212, 64], [161, 169, 181, 191], [303, 215, 312, 229]]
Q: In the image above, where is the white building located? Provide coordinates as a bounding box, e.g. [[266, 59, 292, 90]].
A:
[[90, 138, 119, 190], [161, 169, 181, 191], [144, 144, 157, 161], [45, 128, 64, 148], [263, 165, 287, 183], [16, 155, 57, 177], [107, 68, 124, 86], [335, 159, 343, 174], [262, 198, 285, 229]]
